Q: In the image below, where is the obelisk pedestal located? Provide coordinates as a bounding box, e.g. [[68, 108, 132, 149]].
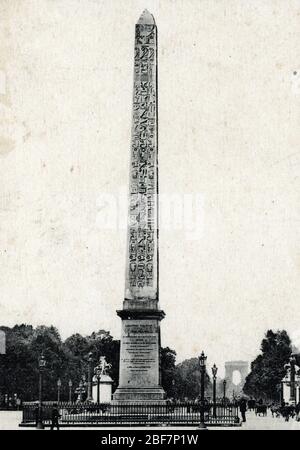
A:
[[113, 10, 166, 404], [113, 309, 165, 403]]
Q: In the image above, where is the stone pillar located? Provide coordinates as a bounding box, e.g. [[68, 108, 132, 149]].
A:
[[289, 358, 296, 404], [100, 375, 113, 403], [282, 380, 290, 404], [113, 10, 165, 404], [92, 375, 113, 403]]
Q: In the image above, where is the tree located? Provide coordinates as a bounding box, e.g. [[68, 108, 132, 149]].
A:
[[0, 325, 35, 401], [60, 329, 120, 396], [173, 357, 211, 400], [160, 347, 176, 398], [0, 324, 120, 402], [0, 323, 176, 402], [243, 329, 292, 401]]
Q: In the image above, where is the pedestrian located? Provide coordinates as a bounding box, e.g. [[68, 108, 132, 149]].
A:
[[50, 403, 60, 430], [281, 403, 290, 422], [239, 398, 247, 423], [16, 397, 21, 410]]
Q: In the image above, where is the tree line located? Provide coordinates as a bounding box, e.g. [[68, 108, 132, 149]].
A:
[[243, 329, 296, 402], [0, 324, 211, 404], [1, 324, 293, 404]]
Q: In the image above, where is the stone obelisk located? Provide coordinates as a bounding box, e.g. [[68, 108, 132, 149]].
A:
[[113, 10, 166, 403]]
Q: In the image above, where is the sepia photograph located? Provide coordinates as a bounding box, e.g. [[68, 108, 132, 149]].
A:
[[0, 0, 300, 439]]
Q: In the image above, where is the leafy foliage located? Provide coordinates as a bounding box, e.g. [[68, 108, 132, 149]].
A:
[[0, 324, 120, 402], [160, 347, 176, 397], [173, 357, 211, 400], [0, 324, 177, 403], [243, 329, 292, 401]]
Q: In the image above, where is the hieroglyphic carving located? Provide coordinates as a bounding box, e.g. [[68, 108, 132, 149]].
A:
[[126, 22, 157, 298], [114, 12, 166, 403]]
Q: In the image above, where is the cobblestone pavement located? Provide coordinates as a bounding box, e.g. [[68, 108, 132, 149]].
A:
[[1, 410, 300, 431]]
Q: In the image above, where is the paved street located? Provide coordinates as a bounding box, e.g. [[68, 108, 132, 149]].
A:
[[235, 410, 300, 430], [0, 411, 24, 430], [1, 410, 300, 431]]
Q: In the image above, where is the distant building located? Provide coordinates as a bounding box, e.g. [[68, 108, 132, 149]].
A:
[[224, 360, 249, 398]]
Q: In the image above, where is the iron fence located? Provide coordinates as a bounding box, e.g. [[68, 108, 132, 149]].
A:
[[21, 401, 240, 427]]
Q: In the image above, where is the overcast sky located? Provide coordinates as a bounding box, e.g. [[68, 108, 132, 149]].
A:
[[0, 0, 299, 377]]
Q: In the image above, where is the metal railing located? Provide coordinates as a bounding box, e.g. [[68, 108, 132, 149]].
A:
[[21, 401, 240, 427]]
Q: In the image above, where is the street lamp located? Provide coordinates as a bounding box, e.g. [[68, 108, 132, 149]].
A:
[[83, 374, 88, 401], [94, 363, 102, 404], [172, 379, 176, 400], [198, 351, 207, 429], [68, 379, 73, 403], [57, 378, 61, 403], [223, 379, 227, 403], [289, 355, 297, 404], [211, 364, 218, 418], [74, 380, 85, 403], [87, 352, 93, 402], [296, 369, 300, 404], [36, 353, 46, 430]]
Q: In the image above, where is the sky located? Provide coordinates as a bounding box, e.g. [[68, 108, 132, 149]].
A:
[[0, 0, 300, 378]]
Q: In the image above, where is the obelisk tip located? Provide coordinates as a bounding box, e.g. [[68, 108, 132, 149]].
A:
[[137, 9, 155, 25]]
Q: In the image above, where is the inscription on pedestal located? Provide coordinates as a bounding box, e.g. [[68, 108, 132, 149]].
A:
[[119, 320, 159, 386]]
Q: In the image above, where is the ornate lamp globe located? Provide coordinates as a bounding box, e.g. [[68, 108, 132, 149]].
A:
[[39, 353, 46, 369], [198, 351, 207, 368], [212, 364, 218, 378]]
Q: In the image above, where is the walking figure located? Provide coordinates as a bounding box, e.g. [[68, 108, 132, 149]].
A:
[[50, 404, 60, 430], [239, 398, 247, 423]]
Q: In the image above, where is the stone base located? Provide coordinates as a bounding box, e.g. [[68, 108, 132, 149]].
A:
[[92, 374, 113, 403], [112, 386, 166, 404], [113, 307, 166, 404]]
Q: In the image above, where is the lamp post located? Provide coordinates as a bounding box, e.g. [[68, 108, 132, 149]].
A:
[[36, 353, 46, 430], [79, 380, 83, 402], [68, 379, 73, 403], [81, 374, 87, 402], [87, 352, 93, 402], [289, 355, 297, 404], [76, 380, 85, 402], [296, 370, 300, 404], [211, 364, 218, 418], [57, 378, 61, 403], [198, 351, 207, 429], [223, 379, 227, 403], [94, 364, 102, 404], [172, 379, 176, 400]]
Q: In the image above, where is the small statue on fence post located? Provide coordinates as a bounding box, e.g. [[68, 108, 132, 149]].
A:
[[92, 356, 113, 403], [99, 356, 112, 376]]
